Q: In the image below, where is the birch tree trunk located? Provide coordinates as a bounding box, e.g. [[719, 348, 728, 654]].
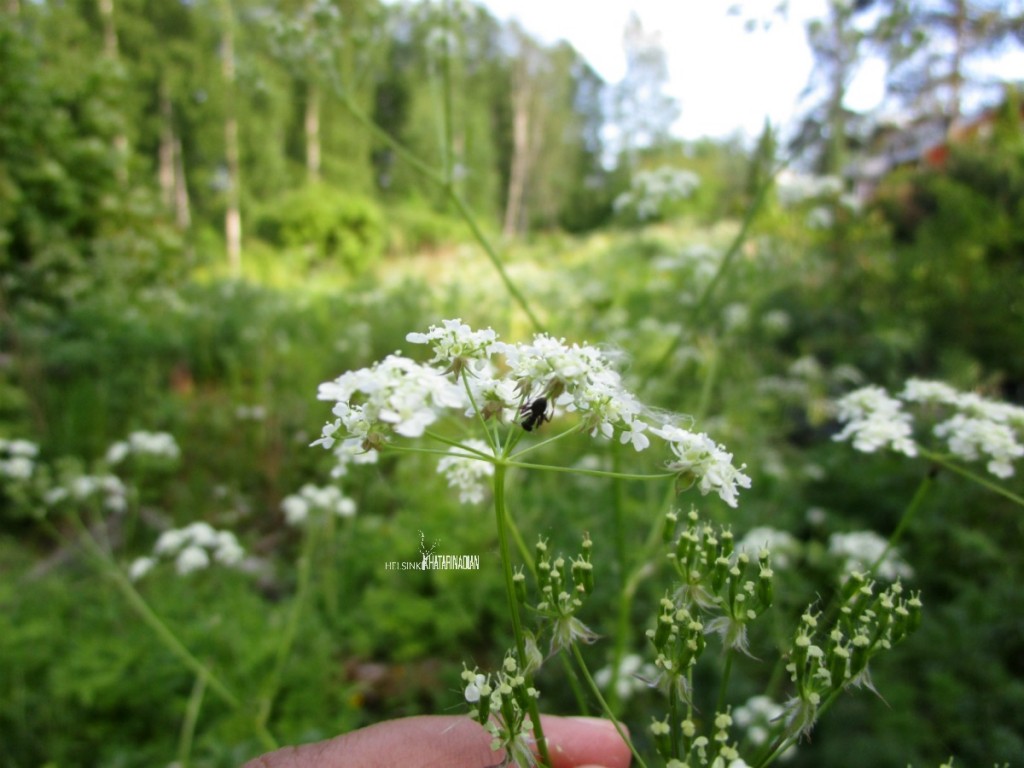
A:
[[306, 82, 321, 182], [220, 0, 242, 274]]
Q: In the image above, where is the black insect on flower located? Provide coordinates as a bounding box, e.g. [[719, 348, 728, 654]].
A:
[[520, 396, 552, 432]]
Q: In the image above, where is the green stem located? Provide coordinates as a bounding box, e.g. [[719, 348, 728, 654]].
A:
[[327, 72, 543, 333], [256, 520, 318, 733], [176, 670, 208, 768], [717, 650, 734, 715], [493, 463, 551, 767], [570, 643, 649, 768], [504, 459, 675, 482], [867, 469, 932, 577], [919, 449, 1024, 507], [645, 146, 777, 385]]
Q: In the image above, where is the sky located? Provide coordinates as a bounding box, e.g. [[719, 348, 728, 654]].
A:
[[476, 0, 843, 140], [474, 0, 1019, 141]]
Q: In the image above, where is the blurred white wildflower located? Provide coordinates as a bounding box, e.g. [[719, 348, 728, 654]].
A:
[[0, 438, 39, 480], [105, 431, 181, 465], [737, 526, 799, 569], [832, 386, 917, 456], [934, 414, 1023, 478], [828, 530, 913, 581], [760, 309, 791, 336], [594, 653, 658, 701], [436, 440, 495, 505], [776, 171, 843, 205], [613, 166, 700, 221], [722, 303, 750, 332], [48, 473, 129, 513], [838, 379, 1024, 478], [235, 404, 267, 422], [281, 483, 357, 526], [733, 695, 795, 761], [137, 521, 244, 578]]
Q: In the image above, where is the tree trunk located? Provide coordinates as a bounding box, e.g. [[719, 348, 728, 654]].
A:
[[158, 78, 175, 211], [98, 0, 128, 183], [948, 0, 966, 122], [174, 136, 192, 231], [220, 0, 242, 274], [306, 82, 321, 182]]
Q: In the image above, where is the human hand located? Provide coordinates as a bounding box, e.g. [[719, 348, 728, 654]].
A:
[[243, 714, 631, 768]]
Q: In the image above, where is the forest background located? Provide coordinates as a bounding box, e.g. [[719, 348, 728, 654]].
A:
[[2, 0, 1024, 766]]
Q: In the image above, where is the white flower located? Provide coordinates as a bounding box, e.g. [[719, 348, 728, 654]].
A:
[[593, 653, 658, 701], [281, 494, 310, 525], [106, 431, 180, 464], [128, 556, 156, 581], [464, 673, 488, 704], [406, 318, 498, 376], [0, 456, 34, 480], [436, 440, 495, 505], [733, 696, 795, 760], [828, 530, 913, 581], [899, 379, 960, 405], [148, 522, 246, 577], [832, 386, 917, 457], [737, 526, 799, 569], [652, 425, 751, 508], [176, 545, 210, 575], [282, 483, 357, 526], [934, 414, 1022, 478], [314, 354, 465, 452]]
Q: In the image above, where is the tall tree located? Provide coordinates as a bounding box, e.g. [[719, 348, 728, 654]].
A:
[[609, 13, 680, 169], [867, 0, 1024, 122], [796, 0, 866, 174], [219, 0, 242, 273]]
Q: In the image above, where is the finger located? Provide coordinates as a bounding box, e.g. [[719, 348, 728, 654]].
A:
[[539, 715, 631, 768], [242, 716, 495, 768], [242, 714, 632, 768]]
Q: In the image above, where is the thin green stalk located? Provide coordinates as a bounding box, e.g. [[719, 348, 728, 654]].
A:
[[509, 424, 581, 460], [644, 148, 778, 386], [176, 670, 208, 768], [493, 463, 551, 767], [867, 469, 932, 576], [570, 643, 649, 768], [327, 73, 543, 333], [920, 448, 1024, 507], [256, 520, 318, 733], [717, 650, 734, 715], [504, 459, 675, 482]]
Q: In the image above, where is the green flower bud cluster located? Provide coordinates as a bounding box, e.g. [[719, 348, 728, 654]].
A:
[[528, 534, 598, 654], [664, 508, 774, 654], [461, 653, 541, 766], [644, 509, 775, 765], [650, 710, 744, 767], [780, 572, 923, 742]]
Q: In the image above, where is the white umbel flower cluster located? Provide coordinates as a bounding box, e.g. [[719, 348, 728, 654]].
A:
[[105, 431, 181, 465], [436, 440, 495, 505], [832, 386, 917, 457], [281, 483, 356, 526], [313, 319, 751, 508], [130, 521, 244, 580], [835, 378, 1024, 478]]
